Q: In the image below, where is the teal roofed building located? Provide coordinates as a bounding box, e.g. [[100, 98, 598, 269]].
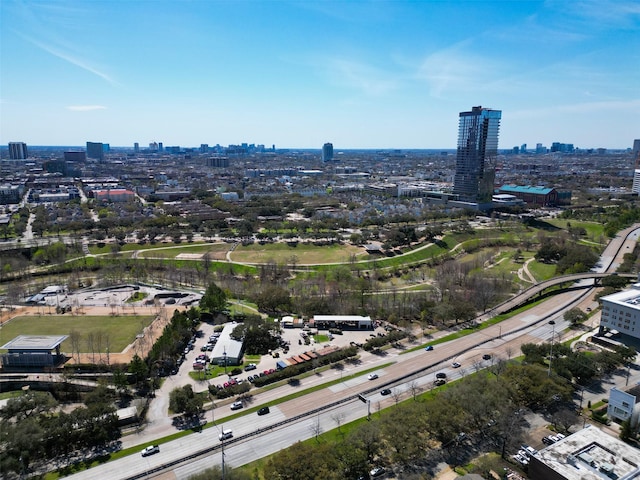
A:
[[497, 185, 570, 207]]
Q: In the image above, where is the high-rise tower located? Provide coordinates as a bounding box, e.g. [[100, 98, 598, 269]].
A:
[[8, 142, 28, 160], [322, 143, 334, 162], [86, 141, 104, 161], [453, 106, 501, 204]]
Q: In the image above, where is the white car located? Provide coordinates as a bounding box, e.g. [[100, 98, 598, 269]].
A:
[[230, 401, 243, 410], [452, 362, 461, 368], [367, 373, 379, 380], [370, 466, 385, 477], [141, 445, 159, 457]]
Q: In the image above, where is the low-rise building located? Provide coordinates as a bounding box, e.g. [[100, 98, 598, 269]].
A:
[[310, 315, 373, 330], [599, 284, 640, 342], [608, 385, 640, 428], [528, 426, 640, 480], [209, 322, 244, 366], [0, 335, 68, 371]]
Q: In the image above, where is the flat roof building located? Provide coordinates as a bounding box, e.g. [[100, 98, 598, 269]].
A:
[[528, 426, 640, 480], [310, 315, 373, 330], [209, 322, 244, 366], [599, 284, 640, 342], [1, 335, 68, 370]]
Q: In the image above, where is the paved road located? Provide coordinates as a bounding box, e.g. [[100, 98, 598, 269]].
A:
[[57, 224, 640, 479]]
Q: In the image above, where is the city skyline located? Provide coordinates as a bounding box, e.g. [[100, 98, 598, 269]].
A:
[[1, 0, 639, 149]]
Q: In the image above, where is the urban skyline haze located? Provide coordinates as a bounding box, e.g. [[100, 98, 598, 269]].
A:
[[1, 0, 639, 149]]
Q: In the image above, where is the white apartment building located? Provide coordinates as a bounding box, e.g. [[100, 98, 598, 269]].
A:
[[608, 385, 640, 428], [599, 284, 640, 341]]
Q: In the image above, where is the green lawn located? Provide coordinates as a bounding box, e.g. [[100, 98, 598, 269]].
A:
[[0, 315, 154, 354], [526, 260, 557, 281], [542, 219, 606, 243], [230, 242, 364, 265], [138, 243, 231, 259]]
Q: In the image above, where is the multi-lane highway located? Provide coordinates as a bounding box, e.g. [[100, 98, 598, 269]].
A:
[[63, 225, 640, 480]]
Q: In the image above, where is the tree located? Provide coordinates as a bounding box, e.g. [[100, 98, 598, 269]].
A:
[[69, 329, 82, 364], [564, 307, 587, 325], [187, 465, 252, 480], [169, 384, 202, 418], [619, 418, 637, 442], [263, 441, 342, 480], [550, 406, 579, 433], [0, 392, 58, 421], [255, 284, 292, 315], [200, 282, 227, 314], [128, 354, 149, 389]]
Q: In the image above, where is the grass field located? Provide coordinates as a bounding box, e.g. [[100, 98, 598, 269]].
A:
[[230, 242, 365, 265], [0, 315, 154, 353], [138, 243, 231, 259]]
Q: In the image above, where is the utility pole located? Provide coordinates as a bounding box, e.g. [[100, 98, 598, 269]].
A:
[[548, 320, 556, 377]]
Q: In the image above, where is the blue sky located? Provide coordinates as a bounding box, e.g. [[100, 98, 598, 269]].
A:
[[1, 0, 639, 149]]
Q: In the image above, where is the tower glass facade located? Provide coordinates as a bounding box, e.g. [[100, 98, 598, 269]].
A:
[[322, 143, 334, 162], [453, 106, 501, 203], [8, 142, 28, 160]]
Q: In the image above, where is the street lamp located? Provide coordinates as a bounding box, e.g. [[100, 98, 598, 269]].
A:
[[223, 349, 227, 375], [548, 320, 556, 377]]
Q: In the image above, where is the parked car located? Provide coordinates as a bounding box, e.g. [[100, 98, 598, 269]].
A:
[[380, 388, 392, 396], [230, 401, 243, 410], [244, 363, 257, 371], [513, 453, 528, 465], [141, 445, 160, 457], [257, 406, 270, 415], [368, 373, 379, 380], [369, 466, 385, 477]]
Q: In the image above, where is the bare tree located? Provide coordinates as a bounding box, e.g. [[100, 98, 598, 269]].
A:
[[331, 412, 345, 435], [391, 389, 402, 406], [408, 380, 421, 400], [309, 414, 323, 442], [86, 332, 96, 364], [472, 359, 483, 373], [104, 332, 111, 365], [505, 346, 513, 360], [69, 330, 82, 364], [95, 330, 104, 363]]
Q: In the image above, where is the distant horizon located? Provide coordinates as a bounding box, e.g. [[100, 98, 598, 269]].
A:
[[2, 1, 638, 149], [1, 144, 633, 153]]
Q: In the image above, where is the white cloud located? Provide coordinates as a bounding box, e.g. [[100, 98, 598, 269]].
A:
[[416, 46, 502, 99], [323, 57, 398, 96], [17, 32, 118, 86], [66, 105, 107, 112]]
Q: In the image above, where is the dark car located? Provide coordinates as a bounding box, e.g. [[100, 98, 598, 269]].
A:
[[380, 388, 392, 396], [424, 345, 434, 351], [257, 406, 270, 416], [434, 378, 446, 386], [436, 372, 447, 379], [482, 354, 491, 360]]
